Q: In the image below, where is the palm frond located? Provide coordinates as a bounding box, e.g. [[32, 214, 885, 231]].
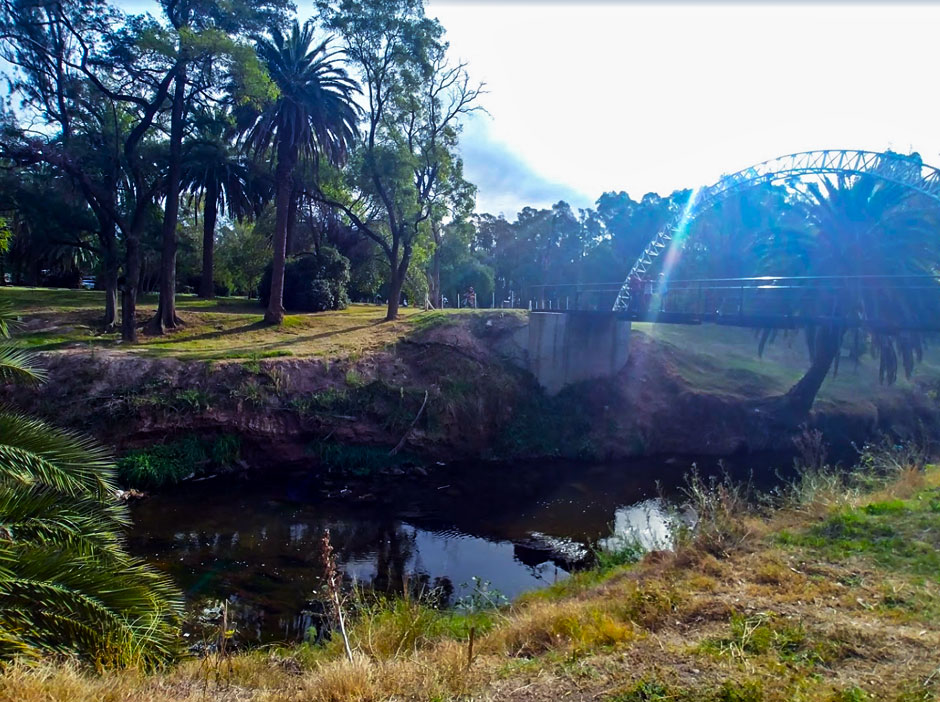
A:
[[0, 345, 47, 385]]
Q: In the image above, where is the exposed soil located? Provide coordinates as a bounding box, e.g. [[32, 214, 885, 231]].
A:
[[4, 312, 939, 469]]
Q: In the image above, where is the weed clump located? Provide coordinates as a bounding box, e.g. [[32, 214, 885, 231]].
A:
[[117, 434, 241, 488]]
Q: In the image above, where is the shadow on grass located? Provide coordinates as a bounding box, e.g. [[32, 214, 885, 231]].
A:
[[141, 320, 270, 347]]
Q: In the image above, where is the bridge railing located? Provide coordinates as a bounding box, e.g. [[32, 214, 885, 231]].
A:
[[526, 275, 940, 331]]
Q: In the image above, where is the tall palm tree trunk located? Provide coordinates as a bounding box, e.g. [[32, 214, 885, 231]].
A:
[[199, 181, 218, 299], [265, 145, 295, 325], [782, 325, 843, 415], [285, 189, 299, 256]]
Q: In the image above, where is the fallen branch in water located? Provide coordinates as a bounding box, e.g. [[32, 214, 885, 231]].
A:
[[389, 389, 429, 456]]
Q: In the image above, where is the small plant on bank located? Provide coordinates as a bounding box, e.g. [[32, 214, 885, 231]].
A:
[[117, 434, 242, 488], [676, 465, 754, 558], [320, 529, 353, 661], [592, 536, 646, 571], [344, 368, 364, 388], [230, 378, 268, 407]]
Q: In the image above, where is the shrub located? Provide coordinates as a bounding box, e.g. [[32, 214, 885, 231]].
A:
[[259, 247, 350, 313]]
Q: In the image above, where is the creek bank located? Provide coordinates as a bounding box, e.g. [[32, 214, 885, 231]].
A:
[[4, 313, 939, 472]]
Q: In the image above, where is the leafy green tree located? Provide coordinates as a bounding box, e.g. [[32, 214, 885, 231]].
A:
[[317, 0, 482, 320], [258, 246, 351, 312], [243, 20, 360, 324], [0, 304, 183, 666], [215, 219, 272, 297]]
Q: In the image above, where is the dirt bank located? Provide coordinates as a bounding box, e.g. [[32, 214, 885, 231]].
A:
[[4, 312, 938, 466]]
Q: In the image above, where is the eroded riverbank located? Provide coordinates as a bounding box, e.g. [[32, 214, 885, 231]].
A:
[[5, 312, 939, 469]]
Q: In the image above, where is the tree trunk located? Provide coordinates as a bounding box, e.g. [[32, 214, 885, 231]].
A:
[[199, 180, 218, 299], [151, 65, 186, 334], [101, 223, 119, 331], [782, 325, 843, 415], [385, 242, 412, 322], [428, 220, 441, 306], [265, 145, 295, 325], [285, 189, 299, 256], [121, 227, 141, 344]]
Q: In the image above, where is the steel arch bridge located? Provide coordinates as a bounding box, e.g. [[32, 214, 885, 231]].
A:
[[612, 149, 940, 312]]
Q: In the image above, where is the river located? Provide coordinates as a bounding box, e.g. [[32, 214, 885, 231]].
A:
[[127, 454, 788, 644]]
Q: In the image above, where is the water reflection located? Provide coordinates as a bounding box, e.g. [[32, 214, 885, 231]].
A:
[[598, 499, 684, 552], [128, 455, 782, 643]]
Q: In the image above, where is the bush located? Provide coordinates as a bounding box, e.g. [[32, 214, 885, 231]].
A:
[[259, 247, 350, 312]]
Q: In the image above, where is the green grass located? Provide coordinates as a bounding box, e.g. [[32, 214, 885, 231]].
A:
[[633, 322, 940, 402], [779, 484, 940, 580], [2, 287, 432, 360]]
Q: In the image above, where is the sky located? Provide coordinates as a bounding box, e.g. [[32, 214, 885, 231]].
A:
[[115, 1, 940, 217]]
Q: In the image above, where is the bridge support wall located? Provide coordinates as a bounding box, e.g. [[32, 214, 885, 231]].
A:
[[526, 312, 631, 395]]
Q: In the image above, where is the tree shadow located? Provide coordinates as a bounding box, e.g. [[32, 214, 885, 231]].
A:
[[144, 320, 270, 346]]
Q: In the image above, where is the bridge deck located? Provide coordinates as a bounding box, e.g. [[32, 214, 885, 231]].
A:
[[544, 309, 940, 333], [525, 275, 940, 333]]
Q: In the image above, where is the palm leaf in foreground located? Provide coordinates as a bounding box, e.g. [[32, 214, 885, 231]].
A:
[[0, 330, 183, 667]]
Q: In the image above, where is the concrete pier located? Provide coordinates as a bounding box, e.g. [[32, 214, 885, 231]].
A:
[[526, 312, 631, 394]]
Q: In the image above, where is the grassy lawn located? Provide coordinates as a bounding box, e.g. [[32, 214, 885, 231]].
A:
[[635, 321, 940, 403], [1, 287, 438, 361]]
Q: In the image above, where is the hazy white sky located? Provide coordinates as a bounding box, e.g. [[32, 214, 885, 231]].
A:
[[426, 2, 940, 215], [116, 2, 940, 216]]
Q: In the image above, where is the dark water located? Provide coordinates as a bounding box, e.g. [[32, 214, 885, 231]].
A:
[[127, 455, 788, 643]]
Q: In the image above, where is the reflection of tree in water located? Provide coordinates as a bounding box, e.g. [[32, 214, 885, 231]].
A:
[[340, 521, 454, 602], [153, 515, 447, 643], [368, 521, 415, 593]]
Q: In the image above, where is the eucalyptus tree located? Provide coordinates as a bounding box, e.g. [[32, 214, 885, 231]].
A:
[[316, 0, 483, 321], [242, 20, 360, 325], [0, 0, 130, 328], [180, 112, 265, 298], [0, 0, 182, 341]]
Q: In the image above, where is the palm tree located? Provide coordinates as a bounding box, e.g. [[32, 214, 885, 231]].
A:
[[760, 172, 940, 414], [182, 114, 266, 299], [244, 20, 360, 324], [0, 302, 183, 666]]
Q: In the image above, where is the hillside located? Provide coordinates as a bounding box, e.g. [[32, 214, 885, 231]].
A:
[[4, 287, 940, 465]]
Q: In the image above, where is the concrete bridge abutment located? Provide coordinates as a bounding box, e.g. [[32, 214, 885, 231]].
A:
[[525, 312, 631, 395]]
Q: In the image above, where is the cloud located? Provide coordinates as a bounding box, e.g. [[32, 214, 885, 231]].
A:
[[459, 114, 593, 218]]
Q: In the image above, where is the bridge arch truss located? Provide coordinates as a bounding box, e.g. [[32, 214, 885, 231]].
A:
[[613, 149, 940, 311]]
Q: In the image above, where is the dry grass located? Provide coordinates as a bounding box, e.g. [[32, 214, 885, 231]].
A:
[[6, 457, 939, 702], [3, 287, 448, 361]]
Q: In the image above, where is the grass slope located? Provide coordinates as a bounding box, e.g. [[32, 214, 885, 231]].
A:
[[6, 288, 940, 407]]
